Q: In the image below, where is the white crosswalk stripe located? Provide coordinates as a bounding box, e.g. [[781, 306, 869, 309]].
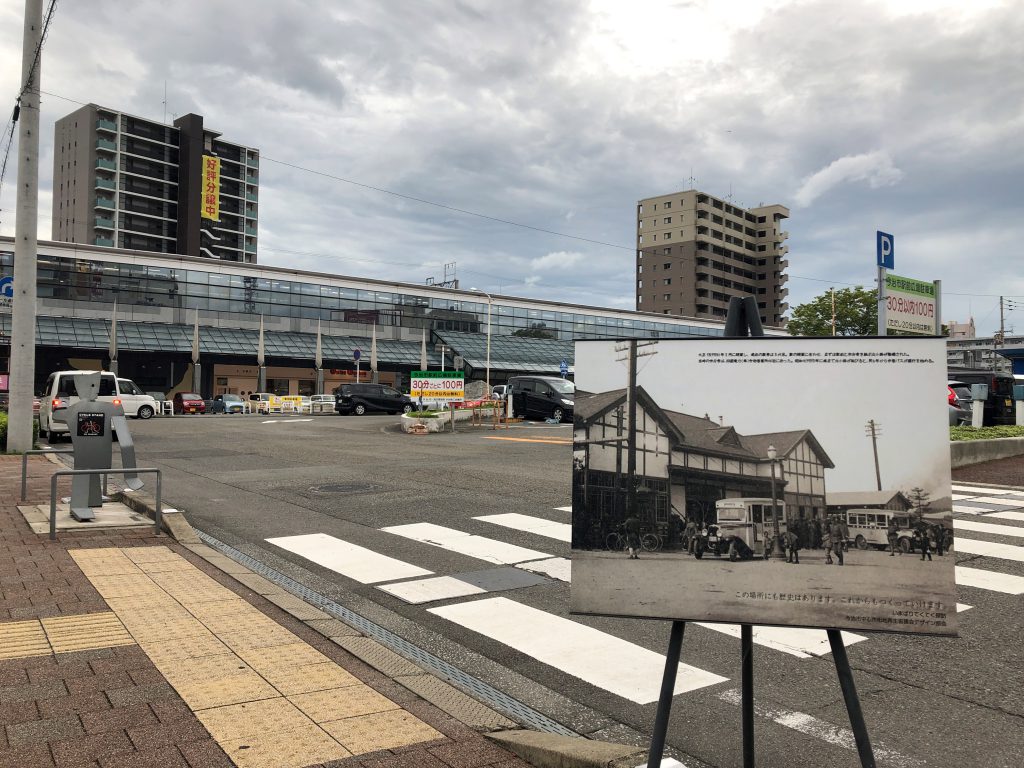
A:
[[956, 496, 1024, 508], [987, 510, 1024, 523], [953, 503, 1002, 515], [473, 513, 572, 542], [429, 596, 728, 703], [377, 576, 486, 604], [266, 532, 433, 583], [693, 624, 867, 659], [381, 522, 553, 565], [954, 537, 1024, 563], [553, 506, 573, 512], [955, 519, 1024, 538], [955, 566, 1024, 594], [517, 557, 571, 582]]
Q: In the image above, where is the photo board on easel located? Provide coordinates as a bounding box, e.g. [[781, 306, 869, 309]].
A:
[[570, 336, 957, 637]]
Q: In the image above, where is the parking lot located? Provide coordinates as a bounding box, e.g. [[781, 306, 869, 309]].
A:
[[78, 411, 1024, 768]]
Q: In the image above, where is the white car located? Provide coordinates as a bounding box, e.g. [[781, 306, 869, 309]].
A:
[[38, 370, 158, 442]]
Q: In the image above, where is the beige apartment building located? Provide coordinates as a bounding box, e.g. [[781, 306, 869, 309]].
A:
[[636, 190, 790, 326]]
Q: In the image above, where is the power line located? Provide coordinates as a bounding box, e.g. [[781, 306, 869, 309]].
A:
[[9, 86, 1024, 302]]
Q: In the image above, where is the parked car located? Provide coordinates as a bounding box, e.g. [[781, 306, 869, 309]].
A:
[[173, 392, 206, 415], [212, 393, 247, 414], [507, 375, 575, 422], [948, 381, 971, 426], [491, 385, 508, 401], [334, 383, 414, 415], [947, 368, 1015, 425], [38, 370, 157, 442]]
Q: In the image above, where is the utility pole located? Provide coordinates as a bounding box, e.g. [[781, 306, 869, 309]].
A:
[[865, 419, 882, 491], [7, 0, 43, 452]]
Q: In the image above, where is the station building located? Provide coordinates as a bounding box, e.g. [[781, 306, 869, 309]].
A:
[[0, 238, 733, 399]]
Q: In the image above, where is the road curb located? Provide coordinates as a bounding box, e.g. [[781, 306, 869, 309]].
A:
[[485, 729, 647, 768], [116, 491, 525, 735]]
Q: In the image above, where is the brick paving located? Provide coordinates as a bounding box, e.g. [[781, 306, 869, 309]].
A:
[[951, 454, 1024, 487], [1, 456, 533, 768]]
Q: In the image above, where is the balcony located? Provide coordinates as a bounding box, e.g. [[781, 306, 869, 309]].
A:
[[778, 244, 789, 256], [95, 177, 115, 190], [96, 137, 116, 152], [94, 236, 114, 247], [776, 258, 789, 270], [779, 230, 789, 241], [94, 215, 114, 229], [246, 155, 259, 168], [244, 226, 257, 236], [245, 174, 258, 184], [245, 192, 258, 202], [95, 197, 115, 209], [96, 118, 117, 133], [96, 158, 116, 171], [244, 241, 256, 253]]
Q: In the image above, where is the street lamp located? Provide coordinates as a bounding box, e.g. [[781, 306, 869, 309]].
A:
[[470, 287, 492, 391], [767, 445, 784, 560]]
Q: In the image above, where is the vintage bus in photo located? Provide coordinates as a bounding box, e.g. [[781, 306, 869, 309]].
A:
[[845, 508, 948, 553], [714, 498, 788, 556]]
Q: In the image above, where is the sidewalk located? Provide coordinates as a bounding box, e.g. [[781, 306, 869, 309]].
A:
[[952, 454, 1024, 486], [1, 455, 533, 768]]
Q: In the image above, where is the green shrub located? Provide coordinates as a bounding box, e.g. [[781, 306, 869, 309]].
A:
[[0, 413, 40, 452], [407, 411, 438, 419], [950, 425, 1024, 441]]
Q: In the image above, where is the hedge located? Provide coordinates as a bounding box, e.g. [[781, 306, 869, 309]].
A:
[[950, 425, 1024, 442], [0, 413, 40, 452]]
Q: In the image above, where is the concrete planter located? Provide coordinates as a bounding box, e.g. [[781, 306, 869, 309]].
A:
[[401, 413, 446, 433], [950, 437, 1024, 468]]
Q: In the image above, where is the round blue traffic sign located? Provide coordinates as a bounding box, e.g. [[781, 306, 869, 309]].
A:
[[353, 349, 361, 361]]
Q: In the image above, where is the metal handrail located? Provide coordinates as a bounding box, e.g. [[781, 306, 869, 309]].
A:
[[49, 468, 162, 541], [21, 448, 75, 501]]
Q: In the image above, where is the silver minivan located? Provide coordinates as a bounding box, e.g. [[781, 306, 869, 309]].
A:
[[38, 370, 158, 442]]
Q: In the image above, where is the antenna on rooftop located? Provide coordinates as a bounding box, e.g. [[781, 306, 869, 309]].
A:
[[425, 261, 459, 289]]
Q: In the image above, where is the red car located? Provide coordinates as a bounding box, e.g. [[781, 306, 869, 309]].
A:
[[173, 392, 206, 414]]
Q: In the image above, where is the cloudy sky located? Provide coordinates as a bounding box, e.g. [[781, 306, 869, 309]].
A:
[[1, 0, 1020, 333]]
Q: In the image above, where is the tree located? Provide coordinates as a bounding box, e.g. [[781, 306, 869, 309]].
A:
[[787, 286, 878, 337], [907, 487, 931, 524]]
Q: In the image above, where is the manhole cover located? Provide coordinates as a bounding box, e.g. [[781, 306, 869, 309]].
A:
[[310, 483, 380, 494]]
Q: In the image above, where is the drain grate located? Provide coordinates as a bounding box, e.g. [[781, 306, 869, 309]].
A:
[[195, 530, 575, 736]]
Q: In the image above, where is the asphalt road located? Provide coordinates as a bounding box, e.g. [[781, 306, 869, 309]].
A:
[[83, 413, 1024, 768]]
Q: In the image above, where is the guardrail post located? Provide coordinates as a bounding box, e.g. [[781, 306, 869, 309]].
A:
[[49, 473, 59, 541], [154, 472, 163, 536], [21, 452, 29, 502]]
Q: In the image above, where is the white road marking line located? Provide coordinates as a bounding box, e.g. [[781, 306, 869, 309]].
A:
[[517, 557, 571, 582], [957, 603, 972, 612], [381, 523, 552, 565], [694, 624, 866, 659], [554, 506, 573, 513], [474, 513, 572, 542], [266, 533, 433, 584], [955, 519, 1024, 538], [429, 597, 727, 704], [952, 494, 979, 501], [953, 503, 1000, 515], [954, 537, 1024, 562], [988, 510, 1024, 523], [261, 419, 278, 424], [955, 566, 1024, 594], [956, 496, 1024, 508], [951, 484, 1013, 495], [377, 576, 486, 604], [717, 689, 924, 768]]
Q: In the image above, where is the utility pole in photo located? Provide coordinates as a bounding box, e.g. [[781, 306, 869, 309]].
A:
[[7, 0, 44, 452], [865, 419, 882, 491], [614, 339, 658, 521]]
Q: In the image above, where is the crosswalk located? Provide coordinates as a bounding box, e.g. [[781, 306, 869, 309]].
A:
[[262, 482, 1024, 706]]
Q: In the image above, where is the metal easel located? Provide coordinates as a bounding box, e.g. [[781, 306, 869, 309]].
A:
[[644, 297, 877, 768]]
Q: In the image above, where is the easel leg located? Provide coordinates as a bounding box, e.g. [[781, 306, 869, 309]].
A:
[[827, 629, 877, 768], [741, 624, 754, 768], [647, 620, 685, 768]]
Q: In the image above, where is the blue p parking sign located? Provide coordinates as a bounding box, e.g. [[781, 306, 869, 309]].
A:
[[876, 231, 894, 269]]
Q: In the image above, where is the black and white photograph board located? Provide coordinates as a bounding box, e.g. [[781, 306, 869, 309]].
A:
[[570, 337, 957, 636]]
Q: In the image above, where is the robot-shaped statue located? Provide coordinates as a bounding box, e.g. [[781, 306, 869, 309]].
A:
[[53, 372, 143, 521]]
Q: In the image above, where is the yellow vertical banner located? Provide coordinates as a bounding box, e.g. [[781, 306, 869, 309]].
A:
[[201, 155, 220, 221]]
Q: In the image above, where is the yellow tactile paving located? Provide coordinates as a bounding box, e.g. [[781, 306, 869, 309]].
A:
[[290, 686, 398, 722], [195, 698, 314, 741], [234, 642, 330, 671], [320, 709, 443, 755], [0, 619, 51, 660], [41, 611, 134, 654], [71, 547, 446, 764], [220, 725, 351, 768]]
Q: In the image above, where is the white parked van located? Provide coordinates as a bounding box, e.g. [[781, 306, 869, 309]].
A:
[[38, 370, 158, 442]]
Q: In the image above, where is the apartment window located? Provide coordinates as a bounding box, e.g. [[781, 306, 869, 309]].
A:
[[664, 293, 671, 301], [638, 295, 643, 303], [638, 280, 643, 288], [663, 263, 671, 270], [663, 232, 671, 239], [664, 279, 672, 286], [664, 201, 671, 209], [663, 309, 670, 314], [638, 265, 643, 273], [663, 248, 670, 255], [653, 203, 658, 210], [757, 216, 766, 223], [757, 230, 766, 237], [663, 217, 671, 224]]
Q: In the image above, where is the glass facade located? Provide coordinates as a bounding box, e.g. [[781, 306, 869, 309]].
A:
[[1, 248, 725, 343]]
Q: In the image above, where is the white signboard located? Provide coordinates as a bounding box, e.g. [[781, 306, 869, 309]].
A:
[[410, 371, 465, 403], [885, 274, 939, 335], [571, 337, 956, 636]]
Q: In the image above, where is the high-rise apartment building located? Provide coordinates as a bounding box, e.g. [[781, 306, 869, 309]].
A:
[[52, 105, 259, 263], [636, 190, 790, 325]]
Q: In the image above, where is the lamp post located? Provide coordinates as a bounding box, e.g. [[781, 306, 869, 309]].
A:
[[470, 288, 492, 391], [767, 445, 784, 559]]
